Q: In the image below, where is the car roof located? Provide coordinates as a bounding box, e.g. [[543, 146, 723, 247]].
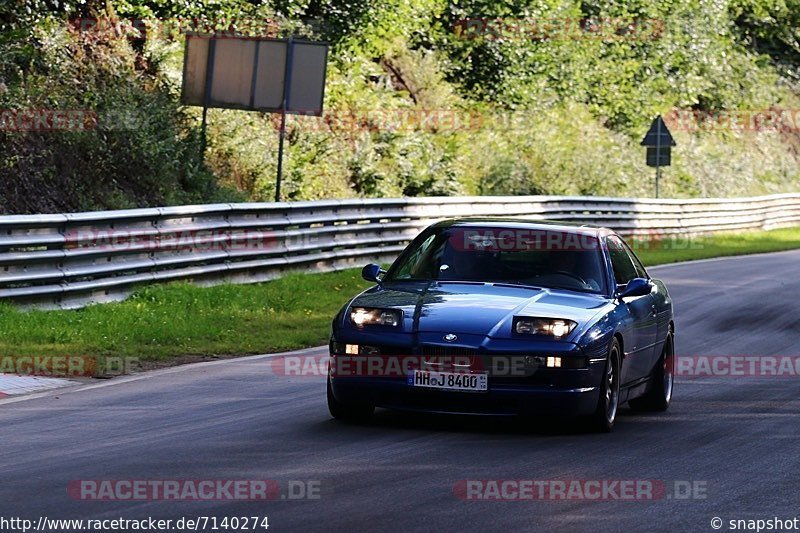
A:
[[430, 217, 614, 238]]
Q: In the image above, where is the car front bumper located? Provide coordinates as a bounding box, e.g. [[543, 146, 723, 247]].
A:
[[328, 332, 608, 416], [329, 368, 603, 417]]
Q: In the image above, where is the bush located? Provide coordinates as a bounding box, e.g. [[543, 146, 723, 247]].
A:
[[0, 16, 234, 214], [0, 0, 798, 214]]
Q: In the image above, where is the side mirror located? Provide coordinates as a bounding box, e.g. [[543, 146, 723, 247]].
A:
[[361, 263, 385, 284], [617, 277, 652, 300]]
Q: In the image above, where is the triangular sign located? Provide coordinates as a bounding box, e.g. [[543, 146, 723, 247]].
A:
[[640, 116, 676, 147]]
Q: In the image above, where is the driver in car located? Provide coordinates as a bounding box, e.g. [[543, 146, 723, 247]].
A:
[[549, 250, 602, 291]]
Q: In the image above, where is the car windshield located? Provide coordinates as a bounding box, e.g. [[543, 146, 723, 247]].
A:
[[385, 225, 607, 294]]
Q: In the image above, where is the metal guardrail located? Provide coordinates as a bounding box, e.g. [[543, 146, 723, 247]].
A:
[[1, 193, 799, 308]]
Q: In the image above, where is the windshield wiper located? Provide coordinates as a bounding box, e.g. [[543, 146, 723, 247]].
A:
[[490, 281, 543, 290], [538, 284, 600, 294]]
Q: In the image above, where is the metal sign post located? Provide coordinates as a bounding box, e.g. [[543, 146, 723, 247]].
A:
[[275, 37, 295, 203], [655, 117, 661, 198], [199, 39, 216, 162]]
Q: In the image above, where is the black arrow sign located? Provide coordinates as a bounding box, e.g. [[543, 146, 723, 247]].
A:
[[640, 116, 676, 147]]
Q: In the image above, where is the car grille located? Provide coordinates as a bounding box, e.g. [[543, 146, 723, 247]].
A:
[[371, 344, 559, 385], [373, 345, 480, 357], [375, 345, 412, 356], [420, 344, 479, 357]]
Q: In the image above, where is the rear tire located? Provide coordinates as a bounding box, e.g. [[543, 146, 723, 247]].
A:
[[586, 338, 621, 433], [327, 377, 374, 422], [629, 332, 674, 412]]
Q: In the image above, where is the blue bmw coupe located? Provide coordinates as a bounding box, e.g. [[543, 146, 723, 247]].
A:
[[327, 219, 674, 431]]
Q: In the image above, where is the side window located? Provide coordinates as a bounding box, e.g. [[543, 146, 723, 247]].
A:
[[391, 233, 437, 279], [621, 240, 649, 279], [607, 236, 638, 285]]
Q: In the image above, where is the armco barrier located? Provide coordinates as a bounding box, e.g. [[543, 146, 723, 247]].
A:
[[1, 193, 799, 308]]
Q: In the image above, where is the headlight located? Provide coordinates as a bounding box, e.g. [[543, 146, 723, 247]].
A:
[[514, 317, 577, 338], [350, 307, 402, 328]]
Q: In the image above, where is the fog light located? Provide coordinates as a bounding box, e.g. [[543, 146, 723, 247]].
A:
[[546, 356, 562, 368], [345, 344, 359, 355]]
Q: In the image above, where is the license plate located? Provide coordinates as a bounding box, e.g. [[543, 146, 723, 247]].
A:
[[407, 370, 488, 392]]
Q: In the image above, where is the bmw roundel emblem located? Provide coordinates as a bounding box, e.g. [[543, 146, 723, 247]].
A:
[[443, 333, 458, 342]]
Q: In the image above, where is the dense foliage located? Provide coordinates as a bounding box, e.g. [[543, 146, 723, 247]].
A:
[[1, 0, 799, 213]]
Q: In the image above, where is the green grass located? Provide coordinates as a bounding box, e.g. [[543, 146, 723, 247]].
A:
[[0, 270, 370, 362], [0, 226, 799, 365], [633, 227, 800, 266]]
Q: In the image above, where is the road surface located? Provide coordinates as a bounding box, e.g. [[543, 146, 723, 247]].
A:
[[1, 250, 799, 532]]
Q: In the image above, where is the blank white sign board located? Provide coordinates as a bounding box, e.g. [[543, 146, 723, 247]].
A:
[[181, 36, 327, 115]]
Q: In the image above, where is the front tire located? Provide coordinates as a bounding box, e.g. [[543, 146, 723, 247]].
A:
[[327, 377, 374, 422], [587, 338, 621, 433], [629, 332, 674, 412]]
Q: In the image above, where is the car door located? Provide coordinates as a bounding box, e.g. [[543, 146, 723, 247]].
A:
[[606, 235, 658, 385], [622, 239, 670, 374]]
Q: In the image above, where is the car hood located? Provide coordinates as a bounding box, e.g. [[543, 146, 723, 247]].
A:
[[348, 281, 610, 338]]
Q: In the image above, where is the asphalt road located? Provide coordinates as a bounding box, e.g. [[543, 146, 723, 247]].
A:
[[1, 250, 799, 533]]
